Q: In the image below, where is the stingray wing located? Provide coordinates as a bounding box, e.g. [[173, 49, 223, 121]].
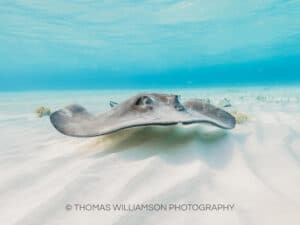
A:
[[182, 99, 236, 129], [50, 104, 97, 137], [50, 104, 179, 137]]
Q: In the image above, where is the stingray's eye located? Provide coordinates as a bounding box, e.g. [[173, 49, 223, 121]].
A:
[[136, 96, 153, 105], [143, 96, 153, 105]]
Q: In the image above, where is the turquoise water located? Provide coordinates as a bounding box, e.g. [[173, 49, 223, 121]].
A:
[[0, 1, 300, 90]]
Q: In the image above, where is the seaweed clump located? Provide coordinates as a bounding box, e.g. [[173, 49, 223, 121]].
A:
[[35, 106, 51, 118], [256, 95, 267, 101], [230, 110, 248, 124]]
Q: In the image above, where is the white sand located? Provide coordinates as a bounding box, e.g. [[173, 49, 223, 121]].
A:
[[1, 87, 300, 225]]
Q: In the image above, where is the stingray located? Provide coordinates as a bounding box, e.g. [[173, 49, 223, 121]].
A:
[[50, 93, 236, 137]]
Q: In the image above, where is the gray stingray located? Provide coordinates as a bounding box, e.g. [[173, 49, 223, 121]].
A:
[[50, 93, 236, 137]]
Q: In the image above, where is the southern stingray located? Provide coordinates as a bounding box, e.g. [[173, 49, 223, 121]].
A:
[[50, 93, 236, 137]]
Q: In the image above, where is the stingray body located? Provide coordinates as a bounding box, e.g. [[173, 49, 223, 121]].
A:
[[50, 93, 236, 137]]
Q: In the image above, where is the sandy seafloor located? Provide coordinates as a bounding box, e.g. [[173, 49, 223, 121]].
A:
[[1, 86, 300, 225]]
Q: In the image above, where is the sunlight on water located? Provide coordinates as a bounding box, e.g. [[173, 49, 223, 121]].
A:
[[0, 1, 300, 89]]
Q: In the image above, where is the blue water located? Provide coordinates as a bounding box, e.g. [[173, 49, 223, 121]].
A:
[[0, 1, 300, 90]]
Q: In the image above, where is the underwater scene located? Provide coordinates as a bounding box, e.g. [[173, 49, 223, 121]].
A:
[[1, 1, 300, 225]]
